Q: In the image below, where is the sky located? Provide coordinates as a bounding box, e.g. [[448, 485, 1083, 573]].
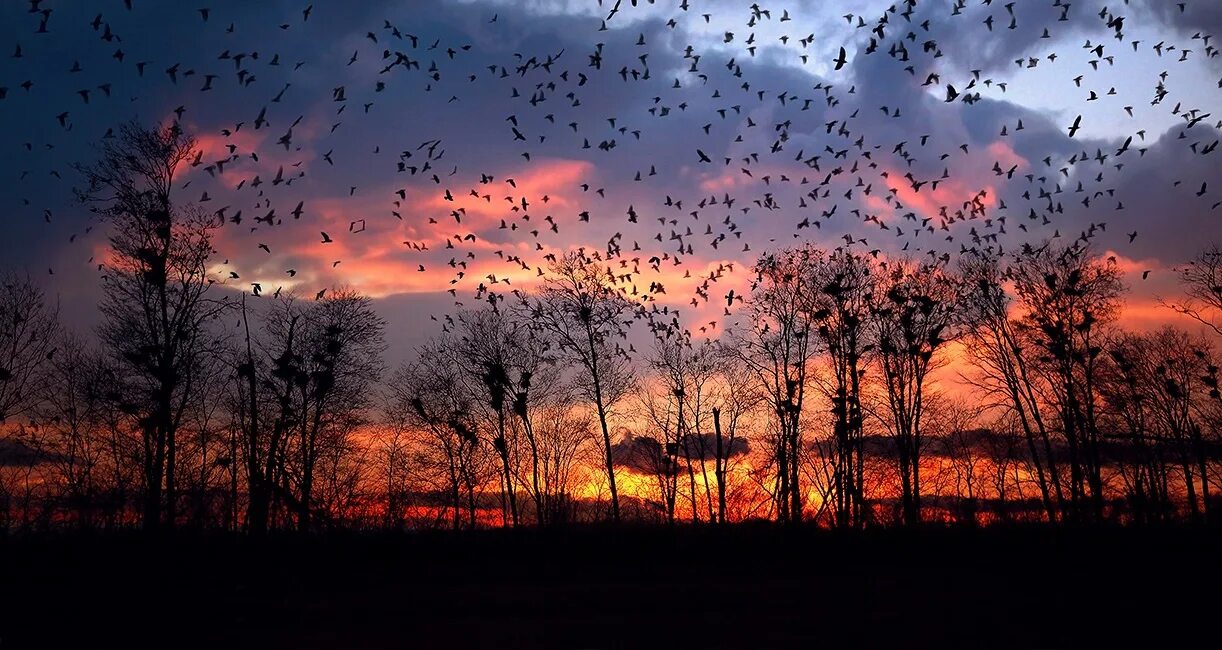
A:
[[1, 0, 1220, 367]]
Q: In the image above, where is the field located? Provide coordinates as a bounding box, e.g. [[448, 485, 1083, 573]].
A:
[[1, 524, 1217, 649]]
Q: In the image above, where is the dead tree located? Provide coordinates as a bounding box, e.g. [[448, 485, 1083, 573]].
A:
[[390, 342, 487, 529], [960, 249, 1063, 523]]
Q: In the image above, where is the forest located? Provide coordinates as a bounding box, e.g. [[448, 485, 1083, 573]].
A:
[[2, 123, 1220, 535]]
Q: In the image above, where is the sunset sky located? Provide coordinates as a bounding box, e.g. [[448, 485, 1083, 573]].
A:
[[1, 0, 1219, 366]]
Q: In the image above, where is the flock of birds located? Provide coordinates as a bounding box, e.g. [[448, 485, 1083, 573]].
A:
[[2, 0, 1220, 345]]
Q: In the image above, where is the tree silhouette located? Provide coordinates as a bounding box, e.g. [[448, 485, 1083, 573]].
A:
[[391, 340, 489, 529], [1009, 242, 1122, 522], [75, 122, 226, 531], [869, 259, 958, 526], [527, 251, 635, 522], [0, 273, 59, 424], [960, 248, 1064, 523], [231, 290, 384, 533], [452, 307, 531, 527], [731, 246, 819, 524], [1, 229, 1219, 531], [1103, 328, 1214, 523], [1169, 244, 1222, 337], [810, 249, 875, 529]]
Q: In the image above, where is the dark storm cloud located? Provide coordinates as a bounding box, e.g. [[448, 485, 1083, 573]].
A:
[[612, 432, 750, 474], [1056, 123, 1222, 261]]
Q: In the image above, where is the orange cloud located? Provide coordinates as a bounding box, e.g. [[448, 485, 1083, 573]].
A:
[[987, 140, 1027, 174], [890, 173, 997, 223], [422, 158, 594, 229]]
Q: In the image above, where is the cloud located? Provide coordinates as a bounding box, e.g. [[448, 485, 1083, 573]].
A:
[[1139, 0, 1222, 43], [611, 431, 749, 475], [0, 0, 1217, 357], [1053, 124, 1221, 263]]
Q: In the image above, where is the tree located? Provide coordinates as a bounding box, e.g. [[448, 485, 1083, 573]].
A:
[[33, 335, 106, 528], [731, 246, 820, 524], [289, 289, 385, 531], [0, 273, 59, 424], [634, 340, 689, 523], [959, 249, 1063, 523], [960, 243, 1124, 524], [869, 259, 958, 526], [76, 121, 227, 531], [708, 349, 759, 524], [520, 391, 591, 526], [390, 341, 489, 530], [1103, 328, 1214, 523], [1008, 242, 1122, 522], [928, 399, 987, 525], [415, 306, 566, 527], [810, 249, 875, 529], [640, 337, 749, 523], [231, 289, 384, 533], [451, 307, 539, 527], [375, 417, 414, 530], [231, 293, 298, 535], [527, 251, 635, 522], [1168, 243, 1222, 337]]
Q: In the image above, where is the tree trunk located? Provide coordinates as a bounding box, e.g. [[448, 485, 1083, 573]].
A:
[[713, 408, 727, 524], [496, 409, 518, 527], [582, 321, 620, 522]]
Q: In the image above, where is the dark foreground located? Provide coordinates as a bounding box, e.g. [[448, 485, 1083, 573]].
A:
[[1, 524, 1217, 649]]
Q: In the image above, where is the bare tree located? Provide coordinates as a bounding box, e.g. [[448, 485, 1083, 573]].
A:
[[521, 392, 592, 526], [376, 423, 413, 530], [731, 246, 820, 524], [810, 249, 875, 529], [526, 251, 635, 522], [452, 308, 532, 526], [0, 273, 59, 424], [1167, 243, 1222, 336], [927, 399, 987, 525], [959, 249, 1063, 523], [76, 121, 227, 531], [869, 259, 958, 525], [1103, 328, 1214, 523], [982, 415, 1028, 523], [0, 274, 59, 529], [634, 341, 687, 522], [230, 289, 384, 533], [34, 335, 106, 528], [177, 355, 230, 530], [230, 293, 300, 535], [419, 306, 566, 527], [288, 289, 384, 531], [959, 243, 1124, 523], [390, 341, 488, 529], [641, 338, 753, 524], [1009, 242, 1122, 522], [709, 349, 760, 524]]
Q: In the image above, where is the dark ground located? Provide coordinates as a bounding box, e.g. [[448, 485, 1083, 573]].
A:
[[0, 524, 1217, 649]]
